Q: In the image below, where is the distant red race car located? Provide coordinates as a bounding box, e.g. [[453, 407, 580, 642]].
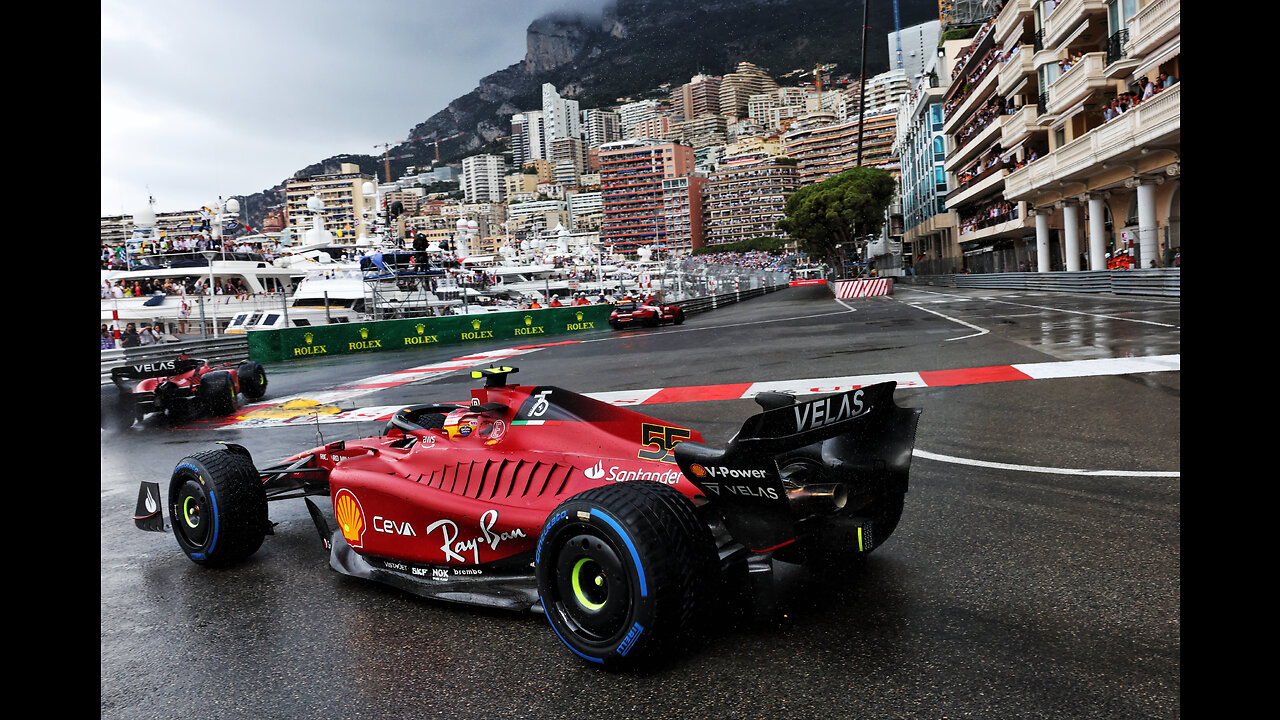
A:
[[106, 354, 268, 428], [608, 296, 685, 329], [134, 366, 919, 667]]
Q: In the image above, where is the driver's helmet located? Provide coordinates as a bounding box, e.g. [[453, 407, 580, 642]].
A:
[[442, 407, 482, 438]]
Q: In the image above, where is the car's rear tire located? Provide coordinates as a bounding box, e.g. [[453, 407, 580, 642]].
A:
[[169, 449, 268, 567], [199, 371, 237, 416], [536, 481, 715, 668], [237, 361, 268, 400], [673, 309, 685, 325]]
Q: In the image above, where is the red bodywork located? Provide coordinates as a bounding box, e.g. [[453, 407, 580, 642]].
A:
[[608, 296, 684, 329], [284, 381, 703, 568]]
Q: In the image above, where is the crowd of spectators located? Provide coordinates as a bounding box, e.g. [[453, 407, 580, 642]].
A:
[[959, 200, 1019, 236], [686, 250, 804, 273], [1102, 72, 1177, 122], [100, 235, 278, 271]]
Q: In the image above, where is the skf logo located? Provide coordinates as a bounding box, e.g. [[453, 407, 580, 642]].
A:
[[334, 489, 366, 549]]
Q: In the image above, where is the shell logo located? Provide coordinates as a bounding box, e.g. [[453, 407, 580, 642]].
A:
[[360, 327, 369, 339], [334, 489, 367, 548], [689, 463, 707, 477], [304, 332, 315, 345]]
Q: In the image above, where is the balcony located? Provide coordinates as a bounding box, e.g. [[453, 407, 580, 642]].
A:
[[998, 45, 1035, 97], [1041, 0, 1107, 50], [1004, 82, 1180, 200], [993, 0, 1033, 46], [1001, 104, 1047, 149], [1046, 52, 1110, 116], [1125, 0, 1180, 58]]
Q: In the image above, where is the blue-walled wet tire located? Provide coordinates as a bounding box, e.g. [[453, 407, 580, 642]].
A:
[[169, 449, 268, 567], [536, 481, 714, 668]]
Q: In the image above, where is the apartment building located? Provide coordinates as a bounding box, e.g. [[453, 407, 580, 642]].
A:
[[283, 163, 378, 243], [597, 139, 696, 253], [719, 61, 779, 120], [617, 99, 663, 137], [670, 114, 728, 149], [510, 111, 545, 167], [582, 108, 622, 148], [782, 108, 900, 185], [1003, 0, 1181, 269], [661, 175, 707, 255], [894, 59, 959, 275], [567, 191, 603, 232], [670, 73, 722, 120], [542, 84, 582, 153], [943, 0, 1180, 272], [460, 155, 506, 204], [703, 159, 799, 247]]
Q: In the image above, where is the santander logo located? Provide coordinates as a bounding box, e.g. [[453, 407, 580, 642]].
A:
[[584, 461, 605, 480]]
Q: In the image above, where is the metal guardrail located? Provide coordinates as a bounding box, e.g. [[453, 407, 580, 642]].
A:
[[100, 336, 250, 386], [672, 283, 787, 316], [901, 268, 1180, 297]]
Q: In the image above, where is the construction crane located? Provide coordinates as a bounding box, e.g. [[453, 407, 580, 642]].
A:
[[375, 132, 467, 182]]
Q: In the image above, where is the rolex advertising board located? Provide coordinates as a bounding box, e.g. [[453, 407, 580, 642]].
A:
[[246, 305, 612, 363]]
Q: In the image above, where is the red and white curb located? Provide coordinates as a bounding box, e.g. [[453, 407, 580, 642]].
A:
[[208, 350, 1179, 430]]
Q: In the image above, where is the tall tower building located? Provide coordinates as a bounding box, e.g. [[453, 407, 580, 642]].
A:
[[511, 111, 546, 167], [719, 61, 779, 120], [542, 84, 582, 156], [670, 73, 722, 120], [461, 154, 506, 203], [582, 108, 622, 148], [597, 139, 696, 253]]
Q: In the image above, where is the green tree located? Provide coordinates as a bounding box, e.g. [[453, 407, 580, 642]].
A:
[[776, 167, 896, 270]]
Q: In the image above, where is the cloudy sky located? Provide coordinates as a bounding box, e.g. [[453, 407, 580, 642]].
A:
[[101, 0, 610, 217]]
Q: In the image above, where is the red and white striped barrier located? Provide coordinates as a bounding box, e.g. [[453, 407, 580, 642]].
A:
[[835, 278, 893, 298]]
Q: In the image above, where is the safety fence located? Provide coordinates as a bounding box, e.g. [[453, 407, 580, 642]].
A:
[[902, 268, 1179, 297]]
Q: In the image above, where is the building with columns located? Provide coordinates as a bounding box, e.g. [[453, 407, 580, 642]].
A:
[[944, 0, 1180, 272]]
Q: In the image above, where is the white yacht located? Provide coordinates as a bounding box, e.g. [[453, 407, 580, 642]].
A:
[[101, 249, 307, 333]]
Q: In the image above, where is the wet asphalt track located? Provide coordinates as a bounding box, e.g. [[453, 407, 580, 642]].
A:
[[100, 283, 1180, 719]]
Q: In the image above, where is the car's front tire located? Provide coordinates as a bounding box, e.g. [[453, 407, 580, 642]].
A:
[[536, 481, 715, 668], [169, 449, 268, 567]]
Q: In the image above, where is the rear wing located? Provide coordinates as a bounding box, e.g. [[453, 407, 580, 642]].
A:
[[674, 382, 920, 551], [110, 357, 205, 391]]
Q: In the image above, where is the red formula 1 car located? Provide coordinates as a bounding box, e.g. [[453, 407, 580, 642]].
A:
[[608, 295, 685, 329], [134, 367, 919, 667], [106, 354, 268, 429]]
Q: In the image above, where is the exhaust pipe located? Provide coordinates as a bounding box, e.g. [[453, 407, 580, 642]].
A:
[[786, 483, 847, 516]]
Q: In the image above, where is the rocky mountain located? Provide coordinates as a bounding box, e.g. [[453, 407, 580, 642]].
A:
[[241, 0, 940, 228]]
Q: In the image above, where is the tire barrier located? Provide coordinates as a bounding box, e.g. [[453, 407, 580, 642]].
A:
[[834, 278, 894, 298]]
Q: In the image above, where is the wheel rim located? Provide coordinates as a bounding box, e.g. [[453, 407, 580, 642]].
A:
[[552, 532, 630, 642], [174, 480, 211, 548]]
